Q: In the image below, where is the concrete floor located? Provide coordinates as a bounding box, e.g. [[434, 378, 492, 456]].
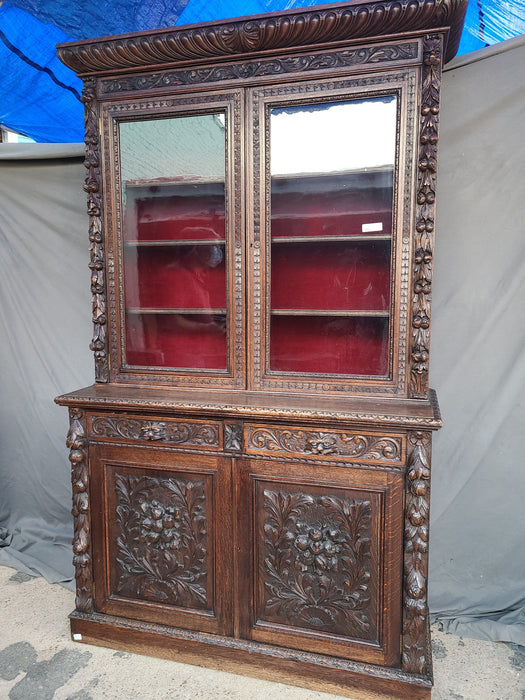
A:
[[0, 565, 523, 700]]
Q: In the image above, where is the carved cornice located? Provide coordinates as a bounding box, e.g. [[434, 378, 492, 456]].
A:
[[402, 430, 432, 675], [83, 79, 109, 383], [67, 408, 93, 613], [57, 1, 467, 76], [409, 35, 442, 398]]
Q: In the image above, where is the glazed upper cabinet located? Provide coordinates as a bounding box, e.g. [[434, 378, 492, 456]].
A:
[[102, 70, 416, 395], [56, 3, 467, 699]]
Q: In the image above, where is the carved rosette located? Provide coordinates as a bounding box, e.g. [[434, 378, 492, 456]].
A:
[[224, 423, 243, 452], [90, 416, 220, 447], [259, 489, 373, 639], [82, 78, 109, 382], [66, 408, 93, 613], [248, 426, 402, 462], [410, 35, 443, 398], [113, 473, 209, 609], [402, 431, 431, 674]]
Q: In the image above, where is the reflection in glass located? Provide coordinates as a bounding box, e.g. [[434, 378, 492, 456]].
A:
[[269, 97, 397, 376], [120, 114, 228, 370]]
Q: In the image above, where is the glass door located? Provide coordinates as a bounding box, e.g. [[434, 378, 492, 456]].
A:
[[248, 80, 406, 394], [107, 92, 245, 388]]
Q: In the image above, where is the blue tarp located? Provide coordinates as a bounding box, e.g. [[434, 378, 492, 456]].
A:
[[1, 0, 524, 142]]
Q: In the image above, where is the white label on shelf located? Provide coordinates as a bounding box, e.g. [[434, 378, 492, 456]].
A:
[[362, 222, 383, 233], [73, 633, 83, 641]]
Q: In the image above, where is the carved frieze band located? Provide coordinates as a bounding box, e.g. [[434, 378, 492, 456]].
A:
[[246, 425, 403, 463], [100, 42, 419, 94], [67, 408, 93, 613], [90, 415, 221, 448], [409, 35, 443, 398], [259, 488, 374, 639], [83, 78, 109, 382], [57, 1, 465, 74], [402, 430, 431, 674]]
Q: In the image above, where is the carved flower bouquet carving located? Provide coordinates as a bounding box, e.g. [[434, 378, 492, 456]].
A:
[[113, 473, 208, 609], [260, 489, 373, 639]]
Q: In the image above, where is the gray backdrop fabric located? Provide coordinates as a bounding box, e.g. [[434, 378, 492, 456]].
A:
[[1, 38, 524, 644]]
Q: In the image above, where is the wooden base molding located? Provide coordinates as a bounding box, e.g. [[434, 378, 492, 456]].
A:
[[70, 611, 432, 700]]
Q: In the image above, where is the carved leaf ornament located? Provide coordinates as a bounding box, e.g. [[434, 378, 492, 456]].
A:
[[249, 426, 401, 461], [260, 489, 373, 639], [113, 474, 209, 609], [67, 409, 93, 612], [403, 431, 431, 674]]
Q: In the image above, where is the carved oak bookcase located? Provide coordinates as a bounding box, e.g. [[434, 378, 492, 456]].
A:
[[56, 2, 467, 698]]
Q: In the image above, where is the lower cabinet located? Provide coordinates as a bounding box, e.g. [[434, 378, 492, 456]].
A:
[[88, 438, 404, 668], [89, 444, 233, 635], [237, 459, 404, 666]]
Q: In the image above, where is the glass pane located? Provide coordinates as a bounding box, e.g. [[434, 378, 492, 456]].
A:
[[269, 97, 396, 376], [120, 114, 227, 370]]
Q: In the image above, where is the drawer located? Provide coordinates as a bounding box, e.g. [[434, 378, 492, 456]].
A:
[[244, 423, 405, 465], [88, 412, 222, 452]]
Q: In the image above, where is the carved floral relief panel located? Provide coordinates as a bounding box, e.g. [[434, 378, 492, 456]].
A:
[[109, 470, 211, 611], [255, 483, 377, 642], [246, 424, 404, 464]]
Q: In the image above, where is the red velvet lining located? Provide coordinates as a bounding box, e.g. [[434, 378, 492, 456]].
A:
[[271, 180, 392, 238], [125, 312, 227, 370], [124, 246, 226, 310], [271, 241, 391, 311], [270, 315, 389, 376], [128, 194, 225, 242]]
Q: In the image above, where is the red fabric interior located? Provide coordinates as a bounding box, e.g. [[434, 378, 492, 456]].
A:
[[271, 241, 391, 311], [124, 245, 226, 310], [270, 315, 389, 376], [127, 194, 225, 242], [271, 179, 392, 239], [125, 311, 227, 370]]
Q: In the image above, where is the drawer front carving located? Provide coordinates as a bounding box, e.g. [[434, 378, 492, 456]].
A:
[[89, 414, 221, 450], [245, 424, 404, 464]]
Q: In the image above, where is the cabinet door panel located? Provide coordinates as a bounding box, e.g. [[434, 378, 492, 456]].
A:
[[91, 445, 232, 635], [237, 459, 403, 666]]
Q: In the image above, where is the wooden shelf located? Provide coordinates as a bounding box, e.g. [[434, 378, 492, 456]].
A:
[[126, 308, 226, 315], [271, 234, 391, 244], [270, 309, 389, 317], [125, 239, 225, 247]]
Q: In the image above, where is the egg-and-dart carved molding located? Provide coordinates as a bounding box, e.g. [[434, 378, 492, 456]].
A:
[[67, 408, 93, 613], [246, 426, 403, 463], [90, 415, 220, 448], [100, 42, 419, 94], [57, 0, 466, 75]]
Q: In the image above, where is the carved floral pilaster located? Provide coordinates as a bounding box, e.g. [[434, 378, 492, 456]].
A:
[[82, 78, 109, 382], [410, 35, 442, 398], [66, 408, 93, 613], [402, 430, 431, 674]]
